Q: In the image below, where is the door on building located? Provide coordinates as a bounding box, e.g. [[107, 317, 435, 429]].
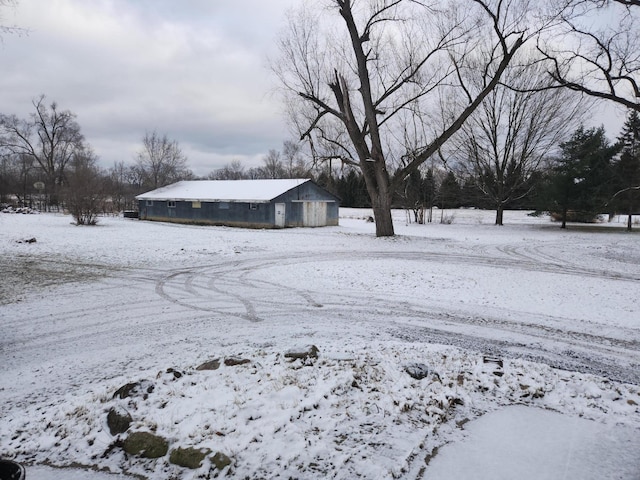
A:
[[303, 202, 327, 227], [275, 203, 286, 228]]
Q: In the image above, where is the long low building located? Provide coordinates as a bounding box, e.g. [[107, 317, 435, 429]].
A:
[[135, 179, 340, 228]]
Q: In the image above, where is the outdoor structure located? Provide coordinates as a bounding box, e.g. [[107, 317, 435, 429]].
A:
[[135, 179, 340, 228]]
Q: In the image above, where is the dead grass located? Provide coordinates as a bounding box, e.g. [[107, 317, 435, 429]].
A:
[[0, 255, 115, 305]]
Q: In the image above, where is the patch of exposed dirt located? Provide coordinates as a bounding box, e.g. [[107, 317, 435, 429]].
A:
[[0, 255, 117, 305]]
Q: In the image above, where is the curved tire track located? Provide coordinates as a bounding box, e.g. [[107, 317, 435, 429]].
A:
[[152, 249, 640, 384]]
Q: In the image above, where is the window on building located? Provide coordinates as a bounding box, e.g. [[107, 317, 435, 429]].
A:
[[219, 202, 229, 210], [192, 201, 201, 209], [249, 203, 258, 210], [168, 201, 176, 208], [146, 200, 153, 206]]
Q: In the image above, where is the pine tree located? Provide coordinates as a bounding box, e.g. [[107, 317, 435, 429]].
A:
[[438, 171, 461, 210], [612, 111, 640, 230], [424, 168, 436, 222], [545, 126, 618, 228], [335, 169, 369, 208]]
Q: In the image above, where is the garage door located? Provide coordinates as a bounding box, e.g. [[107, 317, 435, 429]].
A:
[[302, 202, 327, 227]]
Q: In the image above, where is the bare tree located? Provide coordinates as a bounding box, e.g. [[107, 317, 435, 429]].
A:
[[537, 1, 640, 111], [0, 152, 12, 203], [0, 0, 24, 37], [107, 161, 140, 212], [135, 131, 192, 190], [207, 141, 310, 181], [0, 95, 84, 207], [208, 159, 246, 180], [0, 152, 37, 205], [64, 149, 106, 225], [274, 0, 552, 236], [282, 140, 310, 178], [14, 154, 36, 206], [453, 60, 589, 225], [260, 149, 285, 179]]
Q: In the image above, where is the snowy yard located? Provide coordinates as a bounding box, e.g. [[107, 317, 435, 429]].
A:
[[0, 209, 639, 479]]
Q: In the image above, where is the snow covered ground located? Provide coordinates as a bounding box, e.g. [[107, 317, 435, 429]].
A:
[[0, 208, 638, 479]]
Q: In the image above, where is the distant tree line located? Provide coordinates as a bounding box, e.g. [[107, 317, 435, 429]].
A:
[[310, 111, 639, 231], [2, 96, 638, 229], [209, 109, 640, 230], [207, 141, 310, 181], [414, 111, 639, 230]]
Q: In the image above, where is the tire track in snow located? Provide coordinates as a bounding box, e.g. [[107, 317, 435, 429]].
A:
[[151, 250, 640, 384], [3, 246, 637, 384]]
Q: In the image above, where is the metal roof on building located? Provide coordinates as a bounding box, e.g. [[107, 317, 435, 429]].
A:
[[135, 179, 312, 203]]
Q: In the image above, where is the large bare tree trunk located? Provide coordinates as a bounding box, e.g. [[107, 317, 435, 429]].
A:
[[275, 0, 538, 236], [371, 196, 394, 236], [362, 163, 394, 236]]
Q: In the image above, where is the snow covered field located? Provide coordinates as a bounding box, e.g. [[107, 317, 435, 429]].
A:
[[0, 208, 639, 479]]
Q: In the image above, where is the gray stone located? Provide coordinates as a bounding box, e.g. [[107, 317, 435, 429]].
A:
[[284, 345, 319, 362], [169, 446, 211, 469], [122, 432, 169, 458], [210, 451, 232, 471], [196, 359, 221, 371], [404, 363, 431, 380], [113, 380, 155, 400], [107, 406, 132, 435], [165, 367, 183, 379], [156, 368, 185, 382], [224, 356, 251, 367]]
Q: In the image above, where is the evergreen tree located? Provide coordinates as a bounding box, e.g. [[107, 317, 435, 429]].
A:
[[423, 168, 437, 222], [335, 172, 354, 207], [334, 168, 368, 208], [314, 170, 334, 198], [459, 177, 484, 208], [545, 126, 618, 228], [612, 111, 640, 230], [438, 171, 461, 210], [511, 170, 544, 210], [351, 169, 369, 207]]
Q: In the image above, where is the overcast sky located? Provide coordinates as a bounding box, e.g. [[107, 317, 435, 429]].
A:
[[1, 1, 628, 178], [1, 0, 299, 176]]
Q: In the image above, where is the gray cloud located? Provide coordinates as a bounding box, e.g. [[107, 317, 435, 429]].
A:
[[0, 0, 297, 176], [3, 0, 627, 177]]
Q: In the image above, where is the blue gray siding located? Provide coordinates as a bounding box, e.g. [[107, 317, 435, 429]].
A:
[[138, 181, 339, 228]]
